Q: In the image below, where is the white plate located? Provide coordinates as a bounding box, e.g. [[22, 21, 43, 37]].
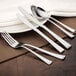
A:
[[0, 0, 76, 33]]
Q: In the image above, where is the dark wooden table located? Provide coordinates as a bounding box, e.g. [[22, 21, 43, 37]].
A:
[[0, 17, 76, 76], [0, 37, 76, 76]]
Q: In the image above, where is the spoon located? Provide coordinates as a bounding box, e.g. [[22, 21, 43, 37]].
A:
[[31, 5, 72, 49], [31, 5, 75, 38]]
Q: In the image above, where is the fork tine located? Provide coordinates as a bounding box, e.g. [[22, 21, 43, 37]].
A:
[[5, 32, 16, 43], [1, 33, 13, 46], [4, 33, 15, 44], [2, 32, 17, 44], [1, 32, 16, 45]]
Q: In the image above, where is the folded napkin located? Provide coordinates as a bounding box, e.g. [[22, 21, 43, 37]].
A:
[[0, 17, 76, 63], [0, 0, 76, 27]]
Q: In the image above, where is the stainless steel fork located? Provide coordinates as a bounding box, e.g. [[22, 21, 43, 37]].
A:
[[1, 32, 52, 65], [1, 32, 66, 59]]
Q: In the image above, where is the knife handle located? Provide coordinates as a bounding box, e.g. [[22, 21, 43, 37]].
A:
[[34, 28, 64, 53]]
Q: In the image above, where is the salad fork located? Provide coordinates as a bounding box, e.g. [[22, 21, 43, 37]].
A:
[[1, 32, 52, 65], [1, 32, 65, 63]]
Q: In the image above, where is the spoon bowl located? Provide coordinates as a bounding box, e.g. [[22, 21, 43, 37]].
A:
[[31, 5, 50, 20], [31, 5, 43, 20]]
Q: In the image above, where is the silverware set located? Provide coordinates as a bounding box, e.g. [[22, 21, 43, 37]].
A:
[[1, 5, 76, 64]]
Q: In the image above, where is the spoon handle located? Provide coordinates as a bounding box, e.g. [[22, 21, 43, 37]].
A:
[[50, 17, 76, 33], [48, 19, 75, 38]]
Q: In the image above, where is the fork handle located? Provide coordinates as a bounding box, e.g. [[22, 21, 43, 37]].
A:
[[21, 45, 52, 65], [24, 44, 65, 60]]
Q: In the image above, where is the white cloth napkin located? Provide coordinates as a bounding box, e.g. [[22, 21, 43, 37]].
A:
[[0, 0, 76, 26], [48, 0, 76, 11], [48, 0, 76, 17]]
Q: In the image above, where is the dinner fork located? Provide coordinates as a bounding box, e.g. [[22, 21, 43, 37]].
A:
[[1, 32, 52, 65]]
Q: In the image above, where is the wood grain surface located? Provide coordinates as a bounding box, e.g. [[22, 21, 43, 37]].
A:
[[0, 17, 76, 76], [0, 37, 76, 76]]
